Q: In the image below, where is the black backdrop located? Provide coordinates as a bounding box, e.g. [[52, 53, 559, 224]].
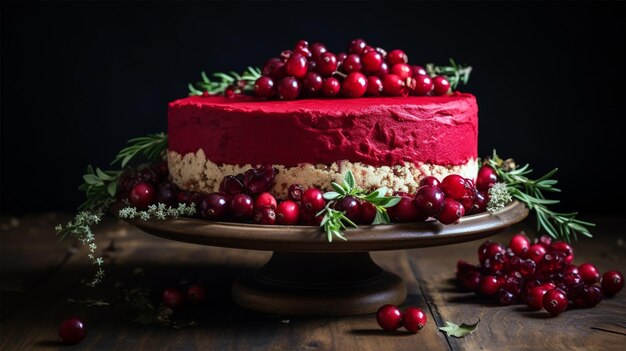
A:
[[1, 1, 625, 214]]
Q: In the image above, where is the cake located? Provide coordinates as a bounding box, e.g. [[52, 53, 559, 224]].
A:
[[167, 93, 478, 198]]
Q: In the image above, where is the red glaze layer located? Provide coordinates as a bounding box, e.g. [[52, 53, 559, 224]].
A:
[[168, 93, 478, 167]]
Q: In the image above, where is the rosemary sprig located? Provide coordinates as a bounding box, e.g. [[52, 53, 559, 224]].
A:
[[188, 67, 262, 96], [318, 171, 401, 242], [426, 58, 472, 90], [486, 150, 594, 242], [111, 133, 168, 168]]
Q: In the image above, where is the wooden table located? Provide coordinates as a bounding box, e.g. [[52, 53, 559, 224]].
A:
[[1, 213, 624, 350]]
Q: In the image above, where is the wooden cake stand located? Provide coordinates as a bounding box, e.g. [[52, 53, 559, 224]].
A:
[[114, 201, 528, 316]]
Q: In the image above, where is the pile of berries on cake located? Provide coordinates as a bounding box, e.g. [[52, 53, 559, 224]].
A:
[[253, 39, 453, 100], [456, 234, 624, 316], [119, 161, 497, 226]]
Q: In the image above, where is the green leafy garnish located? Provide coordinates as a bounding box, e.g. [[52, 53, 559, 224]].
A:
[[439, 319, 480, 338], [426, 58, 472, 90], [111, 132, 168, 168], [318, 170, 401, 242], [486, 150, 594, 242], [188, 67, 262, 96]]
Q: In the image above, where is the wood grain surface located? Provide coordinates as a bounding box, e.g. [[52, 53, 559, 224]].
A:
[[0, 213, 624, 350]]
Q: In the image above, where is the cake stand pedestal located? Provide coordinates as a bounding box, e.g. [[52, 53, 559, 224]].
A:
[[114, 201, 528, 316]]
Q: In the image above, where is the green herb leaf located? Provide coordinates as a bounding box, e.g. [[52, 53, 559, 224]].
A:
[[323, 191, 341, 200], [439, 319, 479, 338], [425, 58, 472, 91], [188, 67, 262, 96], [372, 209, 390, 225], [344, 171, 356, 189]]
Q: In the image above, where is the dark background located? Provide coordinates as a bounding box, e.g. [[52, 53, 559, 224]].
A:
[[1, 1, 624, 214]]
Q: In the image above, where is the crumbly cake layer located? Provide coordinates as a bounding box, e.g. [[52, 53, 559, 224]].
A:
[[168, 149, 478, 198]]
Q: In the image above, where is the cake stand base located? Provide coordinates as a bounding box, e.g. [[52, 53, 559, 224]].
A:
[[231, 252, 407, 316]]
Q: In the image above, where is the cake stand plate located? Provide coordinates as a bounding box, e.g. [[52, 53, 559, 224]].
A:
[[113, 201, 528, 316]]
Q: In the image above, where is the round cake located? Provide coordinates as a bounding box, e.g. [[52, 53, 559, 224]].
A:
[[167, 93, 478, 197]]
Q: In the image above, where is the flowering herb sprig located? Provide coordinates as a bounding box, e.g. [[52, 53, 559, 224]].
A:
[[426, 58, 472, 90], [318, 171, 401, 242], [188, 67, 262, 96], [486, 150, 594, 242], [118, 203, 196, 221]]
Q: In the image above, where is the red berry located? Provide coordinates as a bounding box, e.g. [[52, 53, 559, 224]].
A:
[[301, 188, 326, 214], [254, 207, 276, 224], [537, 235, 552, 248], [348, 39, 367, 55], [321, 77, 341, 97], [287, 184, 304, 201], [402, 306, 427, 333], [477, 275, 501, 297], [316, 52, 338, 76], [336, 196, 361, 222], [582, 285, 604, 307], [509, 233, 531, 256], [390, 63, 412, 80], [376, 304, 403, 331], [543, 288, 568, 316], [156, 182, 179, 206], [382, 74, 405, 96], [414, 185, 445, 217], [310, 42, 327, 59], [199, 193, 230, 220], [411, 65, 427, 76], [230, 194, 254, 219], [432, 76, 450, 95], [551, 241, 574, 265], [366, 75, 383, 96], [162, 287, 184, 308], [372, 62, 389, 78], [280, 50, 293, 62], [294, 39, 308, 48], [262, 57, 282, 76], [254, 76, 276, 98], [435, 198, 465, 224], [342, 54, 362, 73], [276, 200, 300, 225], [601, 270, 624, 296], [526, 244, 547, 263], [498, 289, 517, 306], [476, 166, 497, 192], [386, 49, 408, 65], [294, 46, 312, 59], [220, 175, 245, 195], [187, 283, 207, 304], [59, 318, 86, 345], [440, 174, 467, 200], [419, 176, 441, 188], [361, 50, 384, 72], [285, 54, 308, 78], [388, 193, 426, 223], [359, 201, 377, 224], [129, 182, 156, 209], [411, 74, 433, 96], [562, 273, 585, 298], [277, 77, 301, 100], [460, 270, 481, 291], [472, 191, 489, 214], [254, 192, 277, 210], [303, 72, 324, 95], [526, 286, 549, 310], [342, 72, 368, 98], [578, 263, 600, 284], [337, 52, 347, 62], [269, 61, 286, 80]]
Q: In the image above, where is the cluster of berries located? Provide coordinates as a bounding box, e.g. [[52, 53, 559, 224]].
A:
[[161, 283, 207, 309], [119, 161, 181, 209], [376, 304, 427, 334], [456, 234, 624, 316], [253, 39, 451, 100]]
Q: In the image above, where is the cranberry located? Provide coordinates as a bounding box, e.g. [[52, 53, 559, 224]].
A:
[[562, 273, 585, 298], [582, 285, 604, 307], [276, 200, 300, 225], [440, 174, 467, 200], [526, 286, 549, 310], [139, 167, 158, 184], [301, 188, 326, 214], [361, 50, 383, 72], [303, 72, 323, 95], [277, 77, 301, 100], [359, 201, 377, 224], [375, 47, 387, 57], [601, 270, 624, 296], [460, 270, 481, 291], [388, 194, 426, 223], [294, 46, 312, 59], [476, 166, 497, 192], [254, 207, 276, 224], [224, 86, 236, 98], [337, 52, 347, 62], [519, 258, 536, 278], [162, 287, 184, 308], [321, 77, 341, 97], [316, 52, 338, 76], [382, 74, 405, 96], [156, 182, 179, 205], [342, 54, 362, 73], [362, 45, 375, 53], [129, 182, 156, 209], [459, 189, 477, 214], [416, 177, 438, 189], [563, 264, 579, 276], [372, 62, 389, 78], [477, 275, 501, 297], [376, 304, 402, 331], [230, 194, 254, 219], [335, 196, 361, 223], [199, 193, 230, 220], [411, 65, 427, 76], [498, 289, 516, 306], [285, 54, 308, 78], [414, 185, 445, 217], [269, 61, 286, 80], [538, 251, 565, 274], [287, 184, 304, 201], [348, 38, 367, 55], [255, 192, 277, 210], [432, 76, 450, 95], [58, 318, 86, 344], [479, 241, 505, 263], [310, 42, 327, 59], [243, 165, 276, 194], [509, 233, 530, 256], [551, 241, 574, 264], [386, 49, 408, 65], [536, 235, 552, 248], [262, 57, 282, 76], [543, 288, 568, 316], [176, 190, 192, 204], [254, 76, 276, 98], [294, 39, 308, 48], [280, 50, 293, 62], [366, 75, 383, 96], [402, 306, 427, 333], [503, 271, 524, 295], [410, 74, 433, 96], [578, 263, 600, 284], [220, 175, 245, 196], [390, 63, 412, 80], [187, 283, 207, 304], [342, 72, 368, 98], [457, 259, 476, 274], [435, 198, 465, 225], [472, 191, 488, 214], [526, 244, 547, 263]]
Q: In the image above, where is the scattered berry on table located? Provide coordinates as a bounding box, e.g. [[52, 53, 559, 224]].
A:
[[59, 318, 86, 345]]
